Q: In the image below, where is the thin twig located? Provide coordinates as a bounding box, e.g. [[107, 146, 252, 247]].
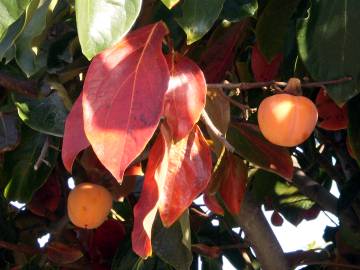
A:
[[207, 81, 274, 90], [0, 71, 38, 97], [34, 137, 50, 171], [207, 76, 352, 91], [200, 110, 236, 154], [0, 240, 42, 255], [214, 87, 252, 111]]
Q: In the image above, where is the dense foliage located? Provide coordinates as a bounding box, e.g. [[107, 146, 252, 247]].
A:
[[0, 0, 360, 269]]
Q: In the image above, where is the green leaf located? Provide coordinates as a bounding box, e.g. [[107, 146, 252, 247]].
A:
[[201, 257, 223, 270], [255, 0, 301, 61], [15, 0, 58, 77], [14, 93, 68, 137], [251, 170, 315, 225], [0, 0, 30, 40], [0, 112, 20, 153], [75, 0, 142, 60], [221, 0, 258, 22], [3, 126, 60, 203], [297, 0, 360, 105], [175, 0, 225, 44], [0, 0, 39, 60], [152, 212, 192, 270], [161, 0, 180, 9]]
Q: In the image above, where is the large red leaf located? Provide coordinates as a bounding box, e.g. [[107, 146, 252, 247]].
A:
[[132, 131, 165, 258], [82, 22, 170, 183], [62, 93, 90, 172], [200, 21, 249, 83], [157, 124, 212, 227], [218, 153, 247, 215], [251, 43, 283, 82], [131, 124, 212, 257], [164, 53, 206, 141], [316, 88, 348, 130], [228, 122, 293, 180]]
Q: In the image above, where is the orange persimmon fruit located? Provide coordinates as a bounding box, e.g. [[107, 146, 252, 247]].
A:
[[258, 94, 318, 147], [67, 183, 113, 229]]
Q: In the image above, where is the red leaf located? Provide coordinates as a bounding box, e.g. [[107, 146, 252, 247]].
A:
[[157, 124, 212, 226], [218, 154, 247, 215], [82, 22, 170, 183], [203, 192, 224, 215], [316, 88, 348, 130], [229, 122, 293, 180], [251, 43, 283, 82], [132, 131, 165, 258], [28, 173, 61, 218], [271, 211, 284, 227], [131, 124, 212, 257], [89, 219, 126, 261], [201, 22, 249, 83], [46, 242, 83, 265], [62, 93, 89, 172], [164, 53, 206, 141]]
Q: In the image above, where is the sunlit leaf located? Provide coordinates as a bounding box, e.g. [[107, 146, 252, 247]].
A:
[[0, 0, 30, 39], [161, 0, 180, 9], [75, 0, 142, 60], [176, 0, 225, 44], [83, 22, 169, 183], [164, 53, 206, 141]]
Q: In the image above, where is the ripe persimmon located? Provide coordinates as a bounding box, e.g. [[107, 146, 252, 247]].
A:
[[258, 94, 318, 147], [67, 183, 113, 229]]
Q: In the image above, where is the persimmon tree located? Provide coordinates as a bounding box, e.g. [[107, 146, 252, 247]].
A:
[[0, 0, 360, 269]]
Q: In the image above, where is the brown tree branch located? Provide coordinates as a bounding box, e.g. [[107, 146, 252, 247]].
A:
[[200, 110, 237, 154], [286, 249, 331, 268], [0, 71, 38, 97], [0, 240, 42, 255], [206, 76, 351, 91], [234, 192, 289, 270], [292, 169, 338, 215]]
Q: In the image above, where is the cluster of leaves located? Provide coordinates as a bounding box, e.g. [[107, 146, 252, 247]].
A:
[[0, 0, 360, 269]]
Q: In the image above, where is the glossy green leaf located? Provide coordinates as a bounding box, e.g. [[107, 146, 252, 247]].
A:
[[297, 0, 360, 105], [14, 93, 68, 137], [256, 0, 301, 61], [75, 0, 142, 60], [251, 170, 315, 225], [3, 126, 60, 203], [348, 95, 360, 165], [161, 0, 180, 9], [0, 0, 30, 40], [175, 0, 225, 44], [15, 0, 58, 77], [152, 212, 192, 270], [0, 112, 20, 153], [0, 0, 39, 60], [221, 0, 257, 22]]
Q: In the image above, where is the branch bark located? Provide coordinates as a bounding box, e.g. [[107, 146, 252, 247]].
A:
[[292, 169, 338, 215], [234, 192, 289, 270], [0, 71, 38, 97]]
